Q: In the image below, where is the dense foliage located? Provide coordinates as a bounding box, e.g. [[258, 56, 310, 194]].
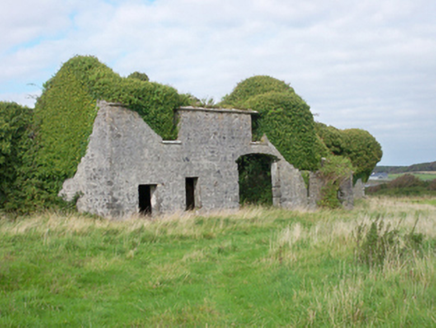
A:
[[1, 59, 384, 212], [366, 174, 436, 196], [1, 56, 185, 212], [374, 161, 436, 174], [0, 102, 33, 208], [221, 75, 294, 108], [221, 76, 324, 171], [127, 71, 149, 82], [237, 154, 274, 205], [316, 123, 382, 182], [316, 155, 354, 208]]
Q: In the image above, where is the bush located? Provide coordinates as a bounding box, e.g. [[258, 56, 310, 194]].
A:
[[355, 217, 424, 268], [366, 174, 436, 197], [389, 174, 424, 188], [237, 154, 274, 205], [0, 102, 33, 210], [316, 123, 382, 182], [317, 155, 354, 208], [429, 179, 436, 191]]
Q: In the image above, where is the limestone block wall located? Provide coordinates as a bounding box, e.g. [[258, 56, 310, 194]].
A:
[[308, 172, 354, 209], [353, 179, 365, 199], [60, 101, 308, 218]]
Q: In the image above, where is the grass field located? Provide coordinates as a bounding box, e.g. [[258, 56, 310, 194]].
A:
[[388, 172, 436, 181], [1, 198, 436, 326]]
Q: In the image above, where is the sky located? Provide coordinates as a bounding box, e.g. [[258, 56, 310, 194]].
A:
[[1, 0, 435, 166]]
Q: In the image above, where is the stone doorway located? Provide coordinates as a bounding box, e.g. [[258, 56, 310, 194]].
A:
[[138, 184, 156, 215], [185, 177, 198, 210], [236, 154, 276, 206]]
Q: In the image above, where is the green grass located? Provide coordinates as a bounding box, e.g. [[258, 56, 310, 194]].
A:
[[1, 199, 436, 326], [389, 172, 436, 181]]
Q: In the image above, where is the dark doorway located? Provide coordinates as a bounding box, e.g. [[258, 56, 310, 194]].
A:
[[237, 154, 275, 205], [138, 184, 156, 215], [185, 177, 197, 210]]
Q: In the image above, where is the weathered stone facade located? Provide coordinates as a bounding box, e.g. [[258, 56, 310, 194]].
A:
[[353, 178, 365, 199], [61, 101, 308, 218], [308, 172, 354, 209]]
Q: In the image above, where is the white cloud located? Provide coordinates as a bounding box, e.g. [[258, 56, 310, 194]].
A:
[[1, 0, 435, 165]]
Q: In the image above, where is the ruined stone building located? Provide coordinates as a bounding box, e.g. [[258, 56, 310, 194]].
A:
[[60, 101, 313, 218]]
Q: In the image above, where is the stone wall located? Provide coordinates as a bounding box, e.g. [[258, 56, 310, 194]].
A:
[[308, 172, 354, 209], [61, 101, 307, 218], [353, 178, 365, 199]]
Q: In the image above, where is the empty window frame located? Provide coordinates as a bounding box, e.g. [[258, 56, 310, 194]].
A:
[[138, 184, 157, 215], [185, 177, 198, 211]]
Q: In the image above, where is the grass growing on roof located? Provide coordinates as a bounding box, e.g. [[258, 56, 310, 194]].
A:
[[1, 197, 435, 326]]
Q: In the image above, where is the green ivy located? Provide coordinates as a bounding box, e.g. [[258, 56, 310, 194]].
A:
[[316, 123, 382, 182], [221, 76, 322, 171], [0, 102, 33, 209], [2, 56, 186, 212], [127, 71, 149, 82], [221, 75, 294, 108], [317, 155, 354, 208], [237, 154, 275, 205]]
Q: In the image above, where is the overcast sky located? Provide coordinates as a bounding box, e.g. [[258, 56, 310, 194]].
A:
[[1, 0, 435, 166]]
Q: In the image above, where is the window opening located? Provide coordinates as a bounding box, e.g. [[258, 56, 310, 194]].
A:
[[236, 154, 275, 205], [185, 177, 198, 210], [138, 184, 156, 215]]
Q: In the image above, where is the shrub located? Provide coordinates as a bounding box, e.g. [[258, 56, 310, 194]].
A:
[[316, 123, 382, 182], [317, 155, 354, 208], [237, 154, 274, 205], [429, 179, 436, 191], [0, 102, 33, 209], [366, 174, 436, 197], [355, 217, 424, 268], [389, 174, 424, 188]]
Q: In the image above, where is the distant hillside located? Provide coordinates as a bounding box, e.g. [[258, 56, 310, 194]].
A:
[[374, 161, 436, 173]]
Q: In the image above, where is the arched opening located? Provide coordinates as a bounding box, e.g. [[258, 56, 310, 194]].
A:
[[236, 154, 277, 206]]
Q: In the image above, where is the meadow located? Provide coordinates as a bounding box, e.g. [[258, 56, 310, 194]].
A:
[[1, 197, 435, 327], [388, 172, 436, 181]]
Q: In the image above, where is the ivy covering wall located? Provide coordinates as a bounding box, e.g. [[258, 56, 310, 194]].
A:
[[0, 102, 33, 209], [1, 60, 383, 212], [1, 56, 187, 212], [33, 56, 186, 197], [316, 123, 382, 182], [221, 76, 326, 171]]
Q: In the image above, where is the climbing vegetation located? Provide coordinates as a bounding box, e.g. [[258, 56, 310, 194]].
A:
[[221, 76, 323, 171], [316, 123, 382, 182], [221, 75, 294, 108], [0, 102, 33, 209], [317, 155, 354, 208], [1, 59, 383, 212], [33, 55, 185, 194], [237, 154, 275, 206], [127, 71, 149, 82], [1, 56, 186, 212]]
